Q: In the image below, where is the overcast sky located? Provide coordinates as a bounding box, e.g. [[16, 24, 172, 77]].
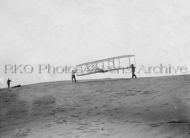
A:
[[0, 0, 190, 87]]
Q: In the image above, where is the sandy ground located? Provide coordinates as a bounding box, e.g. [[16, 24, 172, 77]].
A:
[[0, 75, 190, 138]]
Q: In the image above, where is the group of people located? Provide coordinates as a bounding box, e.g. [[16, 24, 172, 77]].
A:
[[71, 64, 137, 84], [6, 64, 137, 88]]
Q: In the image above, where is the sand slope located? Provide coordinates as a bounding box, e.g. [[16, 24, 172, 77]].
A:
[[0, 75, 190, 138]]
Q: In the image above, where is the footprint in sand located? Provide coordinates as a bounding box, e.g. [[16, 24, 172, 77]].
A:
[[163, 103, 169, 106], [55, 119, 67, 124], [15, 128, 31, 138], [45, 123, 52, 128], [149, 123, 161, 127], [142, 91, 152, 94], [134, 112, 142, 116], [145, 109, 150, 111]]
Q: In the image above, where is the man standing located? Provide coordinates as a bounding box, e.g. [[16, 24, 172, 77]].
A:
[[7, 78, 11, 88], [72, 70, 77, 83], [131, 64, 137, 79]]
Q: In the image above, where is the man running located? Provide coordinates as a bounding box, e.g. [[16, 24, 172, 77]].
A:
[[131, 64, 137, 79]]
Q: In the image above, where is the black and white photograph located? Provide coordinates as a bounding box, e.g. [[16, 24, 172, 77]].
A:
[[0, 0, 190, 138]]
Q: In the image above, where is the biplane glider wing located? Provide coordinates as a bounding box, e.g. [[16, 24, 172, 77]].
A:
[[76, 55, 136, 76]]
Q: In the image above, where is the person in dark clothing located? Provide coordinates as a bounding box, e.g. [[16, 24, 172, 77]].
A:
[[131, 64, 137, 79], [7, 78, 11, 88], [72, 70, 77, 83]]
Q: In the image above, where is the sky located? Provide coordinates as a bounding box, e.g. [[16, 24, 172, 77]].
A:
[[0, 0, 190, 87]]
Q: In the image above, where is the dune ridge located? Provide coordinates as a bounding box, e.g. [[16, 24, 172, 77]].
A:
[[0, 75, 190, 138]]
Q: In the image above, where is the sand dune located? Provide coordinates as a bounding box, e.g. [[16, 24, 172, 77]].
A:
[[0, 75, 190, 138]]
